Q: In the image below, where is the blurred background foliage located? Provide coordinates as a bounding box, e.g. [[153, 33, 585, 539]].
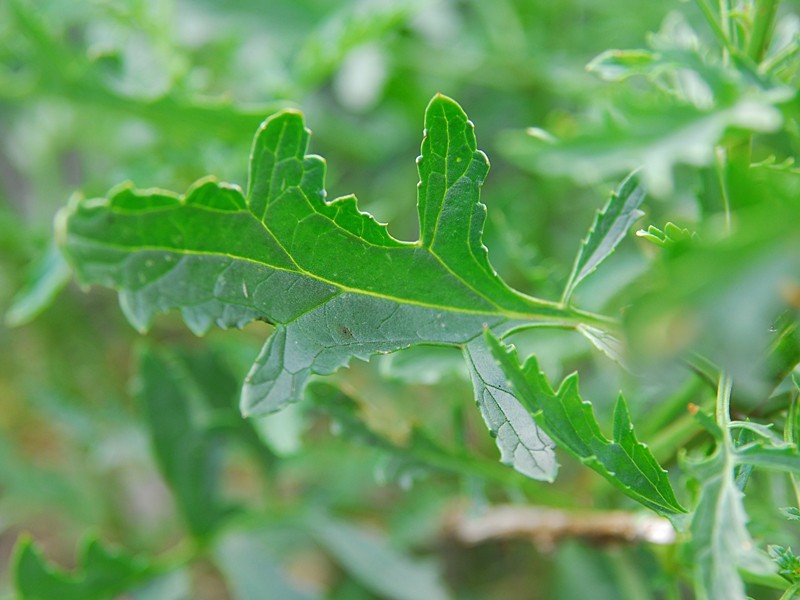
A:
[[1, 0, 799, 598]]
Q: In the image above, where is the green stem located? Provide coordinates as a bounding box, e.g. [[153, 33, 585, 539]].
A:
[[714, 147, 732, 233], [718, 0, 733, 61], [649, 412, 703, 464], [716, 372, 734, 454], [786, 387, 800, 507], [694, 0, 739, 57], [748, 0, 781, 63]]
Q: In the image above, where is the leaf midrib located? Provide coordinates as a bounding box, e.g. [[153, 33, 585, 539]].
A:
[[84, 186, 578, 324], [71, 234, 580, 324]]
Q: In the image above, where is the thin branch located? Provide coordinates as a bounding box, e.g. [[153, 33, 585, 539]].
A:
[[748, 0, 781, 63], [445, 504, 676, 552]]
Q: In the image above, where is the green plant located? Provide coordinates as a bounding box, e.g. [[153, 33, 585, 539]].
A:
[[3, 0, 800, 599]]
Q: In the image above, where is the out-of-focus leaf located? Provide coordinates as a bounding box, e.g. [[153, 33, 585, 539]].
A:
[[624, 201, 800, 407], [769, 545, 800, 584], [735, 445, 800, 475], [13, 536, 154, 600], [379, 345, 467, 385], [780, 507, 800, 521], [214, 530, 316, 600], [586, 49, 662, 82], [576, 325, 628, 368], [294, 0, 417, 88], [501, 99, 785, 196], [307, 382, 549, 490], [503, 12, 794, 196], [553, 542, 656, 600], [4, 240, 70, 327], [129, 570, 191, 600], [57, 94, 612, 478], [133, 346, 238, 539], [307, 515, 451, 600], [562, 172, 645, 303], [486, 332, 686, 519]]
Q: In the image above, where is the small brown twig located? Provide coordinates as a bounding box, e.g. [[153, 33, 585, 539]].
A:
[[445, 504, 676, 553]]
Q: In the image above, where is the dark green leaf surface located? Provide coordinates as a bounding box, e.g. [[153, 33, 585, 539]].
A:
[[486, 331, 686, 518], [13, 536, 153, 600], [59, 95, 604, 480], [134, 346, 241, 538]]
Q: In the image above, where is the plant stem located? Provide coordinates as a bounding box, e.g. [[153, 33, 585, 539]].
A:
[[694, 0, 739, 58], [714, 147, 732, 233], [748, 0, 781, 63], [786, 386, 800, 507], [718, 0, 733, 62], [716, 372, 734, 449]]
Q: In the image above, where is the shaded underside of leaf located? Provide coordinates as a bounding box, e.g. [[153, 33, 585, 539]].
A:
[[485, 331, 686, 518], [464, 337, 557, 481], [58, 94, 583, 440]]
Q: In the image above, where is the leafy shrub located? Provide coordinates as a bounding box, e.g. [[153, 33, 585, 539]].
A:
[[2, 0, 799, 599]]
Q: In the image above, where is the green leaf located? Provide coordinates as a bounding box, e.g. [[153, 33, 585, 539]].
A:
[[689, 453, 776, 600], [635, 222, 695, 248], [501, 100, 784, 196], [4, 240, 70, 327], [294, 0, 416, 88], [485, 331, 686, 518], [13, 535, 154, 600], [561, 171, 645, 304], [58, 94, 594, 479], [379, 345, 467, 385], [781, 507, 800, 521], [307, 382, 553, 490], [133, 346, 241, 539], [586, 49, 662, 82], [769, 545, 800, 584], [575, 324, 629, 367], [214, 531, 315, 600], [735, 445, 800, 475], [307, 515, 452, 600], [464, 338, 557, 481]]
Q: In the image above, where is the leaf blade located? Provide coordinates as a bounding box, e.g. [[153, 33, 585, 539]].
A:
[[485, 331, 686, 517], [58, 95, 589, 480], [464, 338, 557, 482], [562, 172, 645, 304], [13, 536, 153, 600]]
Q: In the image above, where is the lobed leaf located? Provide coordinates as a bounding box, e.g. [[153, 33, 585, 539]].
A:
[[58, 94, 594, 479], [687, 441, 780, 600], [485, 331, 686, 518], [13, 536, 154, 600]]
